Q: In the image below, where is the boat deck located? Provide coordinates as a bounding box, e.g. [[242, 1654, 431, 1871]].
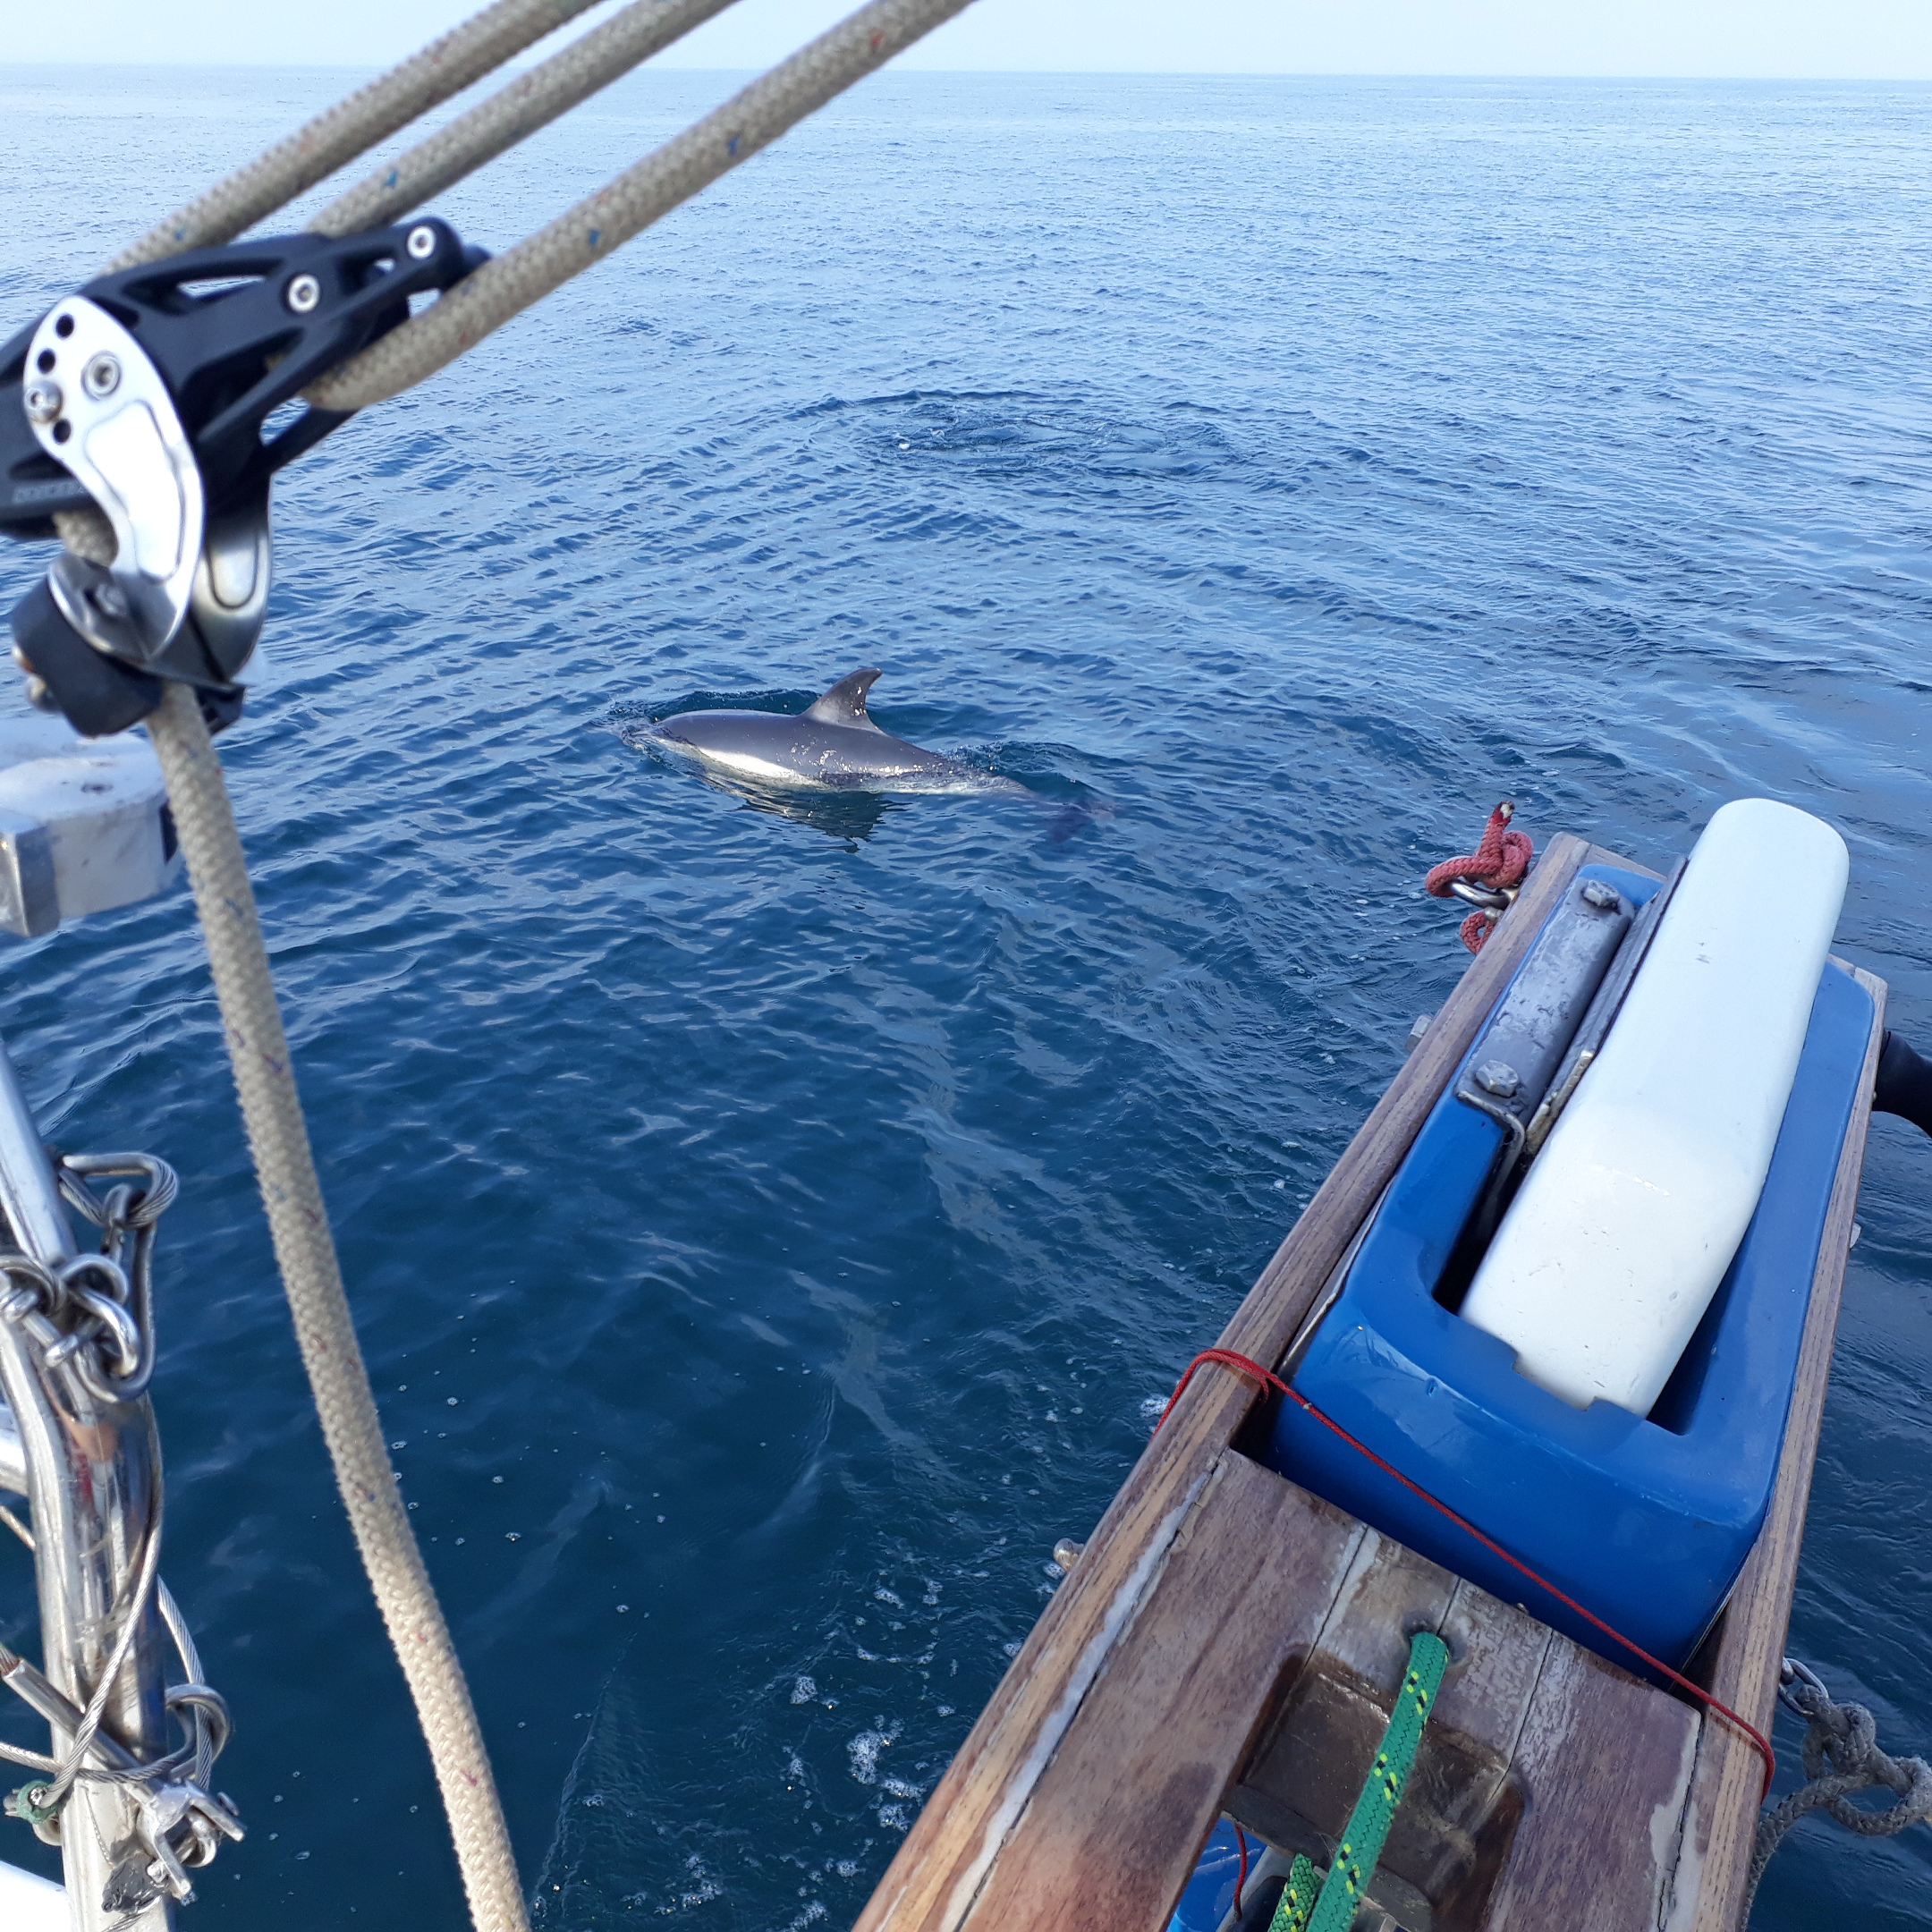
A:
[[853, 833, 1884, 1932]]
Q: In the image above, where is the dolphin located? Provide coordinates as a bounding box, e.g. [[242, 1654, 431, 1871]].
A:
[[642, 668, 1022, 794]]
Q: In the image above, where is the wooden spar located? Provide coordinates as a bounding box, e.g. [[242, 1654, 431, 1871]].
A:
[[852, 835, 1885, 1932]]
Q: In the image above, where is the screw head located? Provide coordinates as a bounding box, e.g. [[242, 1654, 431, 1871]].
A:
[[23, 380, 62, 427], [1475, 1060, 1521, 1099], [405, 224, 437, 261], [284, 273, 322, 316], [1580, 879, 1621, 911], [80, 352, 121, 399], [89, 580, 130, 620]]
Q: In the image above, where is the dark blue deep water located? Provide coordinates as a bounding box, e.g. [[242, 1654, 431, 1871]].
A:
[[1, 63, 1930, 1931]]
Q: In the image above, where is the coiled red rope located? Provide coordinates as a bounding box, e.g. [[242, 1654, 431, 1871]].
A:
[[1425, 801, 1534, 953], [1157, 1348, 1775, 1800]]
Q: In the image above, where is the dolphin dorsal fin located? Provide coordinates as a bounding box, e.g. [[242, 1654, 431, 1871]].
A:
[[803, 667, 885, 732]]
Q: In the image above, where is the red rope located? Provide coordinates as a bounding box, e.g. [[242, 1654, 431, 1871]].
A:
[[1232, 1822, 1250, 1916], [1425, 801, 1535, 954], [1157, 1348, 1775, 1801]]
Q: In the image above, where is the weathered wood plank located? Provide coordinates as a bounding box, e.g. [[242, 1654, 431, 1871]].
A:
[[1433, 1580, 1555, 1766], [1309, 1522, 1459, 1696], [1667, 963, 1886, 1932], [1485, 1640, 1701, 1932], [852, 835, 1591, 1932], [959, 1453, 1364, 1932]]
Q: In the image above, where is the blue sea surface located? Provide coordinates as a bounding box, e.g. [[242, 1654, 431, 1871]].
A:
[[0, 63, 1930, 1931]]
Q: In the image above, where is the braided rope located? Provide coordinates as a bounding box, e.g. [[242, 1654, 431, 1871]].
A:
[[1424, 800, 1533, 954], [313, 0, 742, 239], [306, 0, 979, 412], [1740, 1672, 1932, 1926], [108, 0, 606, 271], [1269, 1632, 1449, 1932], [142, 683, 528, 1932]]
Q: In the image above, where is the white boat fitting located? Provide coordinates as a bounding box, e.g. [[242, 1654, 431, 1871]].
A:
[[0, 716, 175, 937], [1462, 796, 1851, 1413]]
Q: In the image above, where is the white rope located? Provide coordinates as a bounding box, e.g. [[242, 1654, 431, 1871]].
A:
[[312, 0, 743, 239], [141, 684, 530, 1932], [306, 0, 978, 411], [108, 0, 606, 271]]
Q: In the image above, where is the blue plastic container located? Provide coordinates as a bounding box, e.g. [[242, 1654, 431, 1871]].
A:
[[1165, 1818, 1249, 1932], [1260, 866, 1873, 1674]]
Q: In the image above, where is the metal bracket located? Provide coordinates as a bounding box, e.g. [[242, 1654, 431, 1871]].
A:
[[1445, 874, 1635, 1279]]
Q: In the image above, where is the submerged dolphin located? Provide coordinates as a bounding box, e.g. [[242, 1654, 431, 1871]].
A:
[[644, 668, 1021, 794]]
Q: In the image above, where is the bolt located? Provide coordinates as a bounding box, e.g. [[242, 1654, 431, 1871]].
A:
[[89, 580, 129, 620], [284, 273, 322, 315], [23, 380, 62, 427], [1052, 1538, 1085, 1572], [81, 352, 121, 399], [1580, 879, 1621, 911], [405, 225, 436, 261], [1475, 1060, 1521, 1099]]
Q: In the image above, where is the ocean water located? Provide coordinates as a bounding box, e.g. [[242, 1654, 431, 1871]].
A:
[[0, 62, 1930, 1931]]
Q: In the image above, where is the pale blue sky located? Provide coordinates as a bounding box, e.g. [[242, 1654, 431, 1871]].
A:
[[11, 0, 1932, 76]]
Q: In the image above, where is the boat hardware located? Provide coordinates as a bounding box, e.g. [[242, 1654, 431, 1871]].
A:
[[4, 219, 480, 733], [18, 301, 204, 666], [1445, 871, 1632, 1276], [1446, 877, 1517, 912], [1, 219, 479, 547], [1520, 856, 1687, 1161], [1425, 800, 1533, 952], [1050, 1538, 1084, 1571], [1737, 1658, 1932, 1924], [0, 1030, 237, 1924]]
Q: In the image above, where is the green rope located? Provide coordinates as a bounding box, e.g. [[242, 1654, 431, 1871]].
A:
[[1268, 1631, 1450, 1932], [1275, 1854, 1320, 1931]]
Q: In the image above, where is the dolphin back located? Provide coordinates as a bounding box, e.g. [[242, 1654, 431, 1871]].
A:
[[803, 667, 885, 733]]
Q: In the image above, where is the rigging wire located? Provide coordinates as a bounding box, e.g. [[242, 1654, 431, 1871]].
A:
[[310, 0, 744, 239], [107, 0, 611, 271], [306, 0, 978, 411]]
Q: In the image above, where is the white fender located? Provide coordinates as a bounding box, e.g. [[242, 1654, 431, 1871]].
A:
[[1461, 798, 1848, 1416]]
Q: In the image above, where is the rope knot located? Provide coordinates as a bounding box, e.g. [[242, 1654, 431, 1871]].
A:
[[1744, 1664, 1932, 1919], [1424, 801, 1535, 953]]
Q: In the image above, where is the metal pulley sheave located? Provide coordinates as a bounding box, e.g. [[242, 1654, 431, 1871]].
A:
[[0, 219, 487, 736]]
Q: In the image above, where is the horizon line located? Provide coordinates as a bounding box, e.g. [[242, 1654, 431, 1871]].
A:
[[4, 60, 1932, 83]]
